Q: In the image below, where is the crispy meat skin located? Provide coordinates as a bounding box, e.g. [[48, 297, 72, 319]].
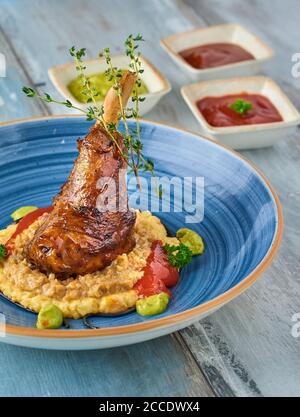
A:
[[25, 125, 136, 278]]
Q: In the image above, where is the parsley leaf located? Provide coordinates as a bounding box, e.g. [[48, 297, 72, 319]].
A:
[[163, 243, 193, 268], [229, 99, 252, 115], [0, 244, 6, 261]]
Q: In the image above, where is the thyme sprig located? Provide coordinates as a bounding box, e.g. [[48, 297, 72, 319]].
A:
[[99, 35, 154, 186], [69, 47, 99, 106], [22, 34, 154, 187]]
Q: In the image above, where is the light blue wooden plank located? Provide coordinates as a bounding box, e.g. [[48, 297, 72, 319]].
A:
[[0, 335, 213, 397], [0, 30, 47, 122]]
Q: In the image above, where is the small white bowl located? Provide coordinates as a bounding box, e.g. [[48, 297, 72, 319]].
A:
[[161, 24, 274, 81], [181, 76, 300, 150], [48, 55, 171, 116]]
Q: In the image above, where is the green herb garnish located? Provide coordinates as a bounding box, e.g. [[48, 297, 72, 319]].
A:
[[229, 99, 252, 115], [22, 34, 154, 189], [0, 244, 6, 261], [163, 243, 193, 268]]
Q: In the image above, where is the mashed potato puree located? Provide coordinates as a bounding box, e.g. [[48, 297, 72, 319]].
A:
[[0, 211, 177, 319]]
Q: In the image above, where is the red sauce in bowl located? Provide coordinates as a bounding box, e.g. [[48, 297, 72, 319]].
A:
[[179, 43, 254, 69], [134, 240, 179, 298], [197, 94, 283, 127], [5, 207, 53, 254]]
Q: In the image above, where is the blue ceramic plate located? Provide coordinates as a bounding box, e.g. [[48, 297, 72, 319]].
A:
[[0, 116, 283, 350]]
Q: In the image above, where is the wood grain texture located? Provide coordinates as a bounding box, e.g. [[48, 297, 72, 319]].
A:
[[0, 334, 214, 397], [180, 0, 300, 397], [0, 28, 47, 122], [0, 0, 299, 397]]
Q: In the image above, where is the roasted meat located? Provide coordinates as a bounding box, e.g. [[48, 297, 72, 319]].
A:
[[25, 72, 137, 278]]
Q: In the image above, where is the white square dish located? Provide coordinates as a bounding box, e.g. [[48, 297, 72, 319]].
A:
[[161, 24, 274, 80], [181, 76, 300, 150], [48, 55, 171, 116]]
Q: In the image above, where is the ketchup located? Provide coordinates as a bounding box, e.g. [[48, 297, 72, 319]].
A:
[[197, 94, 283, 127], [134, 240, 179, 298], [179, 43, 254, 69], [5, 207, 53, 254]]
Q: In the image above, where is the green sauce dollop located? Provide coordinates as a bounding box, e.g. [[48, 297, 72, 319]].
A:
[[36, 304, 64, 329], [68, 71, 148, 103], [176, 228, 205, 255], [136, 293, 170, 316]]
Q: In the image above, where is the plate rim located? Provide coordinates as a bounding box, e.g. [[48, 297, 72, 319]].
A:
[[0, 115, 284, 339]]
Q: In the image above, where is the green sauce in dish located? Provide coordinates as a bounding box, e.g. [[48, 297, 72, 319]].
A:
[[67, 70, 149, 103]]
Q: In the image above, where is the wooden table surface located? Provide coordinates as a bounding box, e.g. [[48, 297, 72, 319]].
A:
[[0, 0, 299, 397]]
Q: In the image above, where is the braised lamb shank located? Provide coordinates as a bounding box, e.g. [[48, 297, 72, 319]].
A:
[[25, 72, 136, 278]]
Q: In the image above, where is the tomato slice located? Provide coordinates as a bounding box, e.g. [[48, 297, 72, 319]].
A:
[[134, 240, 179, 298]]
